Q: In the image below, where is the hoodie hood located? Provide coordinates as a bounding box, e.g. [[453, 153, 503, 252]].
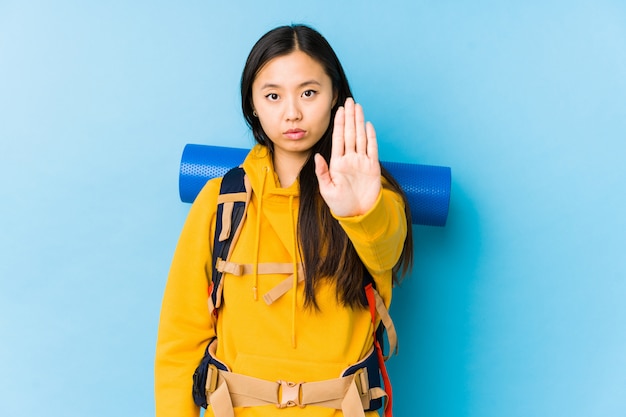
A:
[[242, 144, 301, 259], [243, 145, 300, 252]]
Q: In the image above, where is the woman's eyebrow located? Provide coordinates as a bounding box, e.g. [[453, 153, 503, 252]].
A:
[[298, 80, 322, 88], [259, 83, 280, 89], [259, 80, 322, 90]]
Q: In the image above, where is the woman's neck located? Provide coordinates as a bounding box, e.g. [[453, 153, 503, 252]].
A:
[[272, 150, 309, 188]]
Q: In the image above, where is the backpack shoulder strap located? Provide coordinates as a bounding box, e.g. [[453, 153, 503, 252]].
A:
[[362, 273, 398, 357], [364, 282, 395, 417], [209, 166, 250, 315], [363, 272, 398, 417]]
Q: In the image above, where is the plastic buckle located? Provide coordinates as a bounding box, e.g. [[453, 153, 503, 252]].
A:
[[276, 380, 304, 408], [205, 364, 219, 395], [353, 368, 369, 397]]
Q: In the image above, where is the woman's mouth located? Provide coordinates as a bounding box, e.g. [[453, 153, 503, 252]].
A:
[[283, 129, 306, 140]]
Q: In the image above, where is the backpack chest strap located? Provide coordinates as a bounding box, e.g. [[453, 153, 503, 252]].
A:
[[215, 259, 305, 305], [216, 260, 303, 277]]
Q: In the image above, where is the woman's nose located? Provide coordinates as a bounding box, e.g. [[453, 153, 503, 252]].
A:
[[284, 97, 302, 121]]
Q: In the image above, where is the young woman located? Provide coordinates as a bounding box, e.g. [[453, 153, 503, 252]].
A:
[[155, 24, 413, 417]]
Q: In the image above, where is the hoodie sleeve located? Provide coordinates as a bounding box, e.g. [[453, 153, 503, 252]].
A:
[[155, 178, 221, 417], [333, 180, 408, 306]]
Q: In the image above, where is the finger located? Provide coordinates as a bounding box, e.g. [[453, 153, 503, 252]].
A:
[[332, 106, 345, 159], [314, 153, 332, 188], [343, 98, 356, 153], [355, 102, 366, 154], [366, 121, 379, 161]]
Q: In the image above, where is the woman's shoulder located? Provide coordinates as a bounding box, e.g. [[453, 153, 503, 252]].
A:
[[189, 176, 224, 214]]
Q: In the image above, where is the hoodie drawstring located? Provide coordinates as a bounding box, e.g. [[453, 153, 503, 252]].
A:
[[289, 194, 298, 348], [252, 166, 268, 301]]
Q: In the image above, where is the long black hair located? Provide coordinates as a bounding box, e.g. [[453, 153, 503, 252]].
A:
[[241, 24, 413, 308]]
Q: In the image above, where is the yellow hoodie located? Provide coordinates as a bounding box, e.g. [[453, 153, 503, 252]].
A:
[[155, 145, 407, 417]]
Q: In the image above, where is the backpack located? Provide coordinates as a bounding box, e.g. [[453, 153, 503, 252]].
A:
[[196, 166, 397, 417]]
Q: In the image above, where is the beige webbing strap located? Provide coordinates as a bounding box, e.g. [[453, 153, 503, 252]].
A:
[[369, 387, 387, 401], [215, 258, 244, 276], [221, 176, 251, 260], [208, 375, 235, 417], [217, 192, 248, 204], [342, 383, 367, 417], [372, 288, 398, 358], [217, 192, 247, 242], [263, 272, 305, 305], [216, 260, 302, 277], [299, 375, 352, 406], [220, 372, 280, 407]]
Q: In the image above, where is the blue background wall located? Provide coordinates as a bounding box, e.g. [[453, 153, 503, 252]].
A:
[[1, 1, 625, 416]]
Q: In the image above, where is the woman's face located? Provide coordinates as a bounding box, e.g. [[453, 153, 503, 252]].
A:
[[251, 50, 336, 166]]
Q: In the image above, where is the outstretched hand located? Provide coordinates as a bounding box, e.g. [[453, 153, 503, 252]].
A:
[[314, 98, 381, 217]]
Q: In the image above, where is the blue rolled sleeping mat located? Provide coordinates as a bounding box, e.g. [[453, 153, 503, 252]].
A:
[[179, 144, 451, 226]]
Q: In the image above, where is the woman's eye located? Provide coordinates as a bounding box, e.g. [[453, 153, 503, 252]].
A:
[[302, 90, 317, 98], [266, 93, 279, 101]]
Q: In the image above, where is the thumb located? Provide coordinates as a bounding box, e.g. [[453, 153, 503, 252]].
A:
[[314, 153, 332, 189]]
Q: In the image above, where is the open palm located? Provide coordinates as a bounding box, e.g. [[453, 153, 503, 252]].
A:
[[314, 98, 381, 217]]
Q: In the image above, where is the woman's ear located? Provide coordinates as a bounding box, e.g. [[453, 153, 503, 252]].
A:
[[332, 91, 338, 108]]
